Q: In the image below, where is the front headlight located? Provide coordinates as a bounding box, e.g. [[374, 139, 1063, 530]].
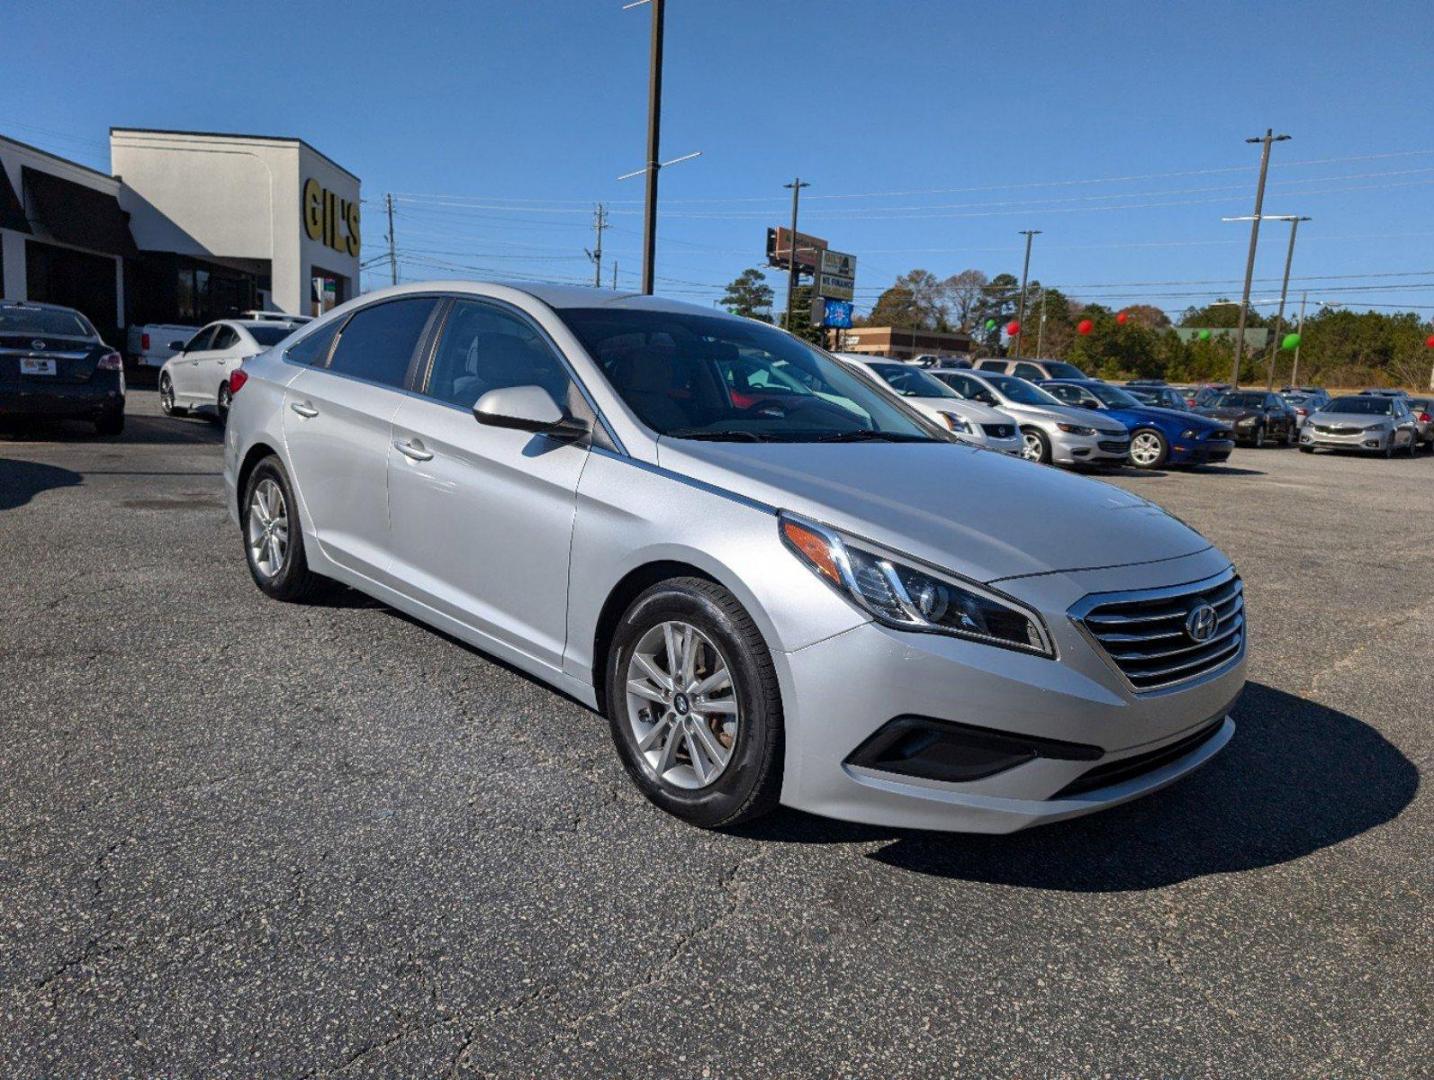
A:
[[939, 411, 972, 434], [1180, 428, 1201, 439], [1055, 422, 1095, 436], [1235, 416, 1256, 426], [778, 513, 1054, 656]]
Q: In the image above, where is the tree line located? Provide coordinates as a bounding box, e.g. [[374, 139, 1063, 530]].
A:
[[718, 265, 1434, 387]]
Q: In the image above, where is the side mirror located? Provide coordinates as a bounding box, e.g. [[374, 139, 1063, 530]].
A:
[[474, 385, 588, 440], [169, 340, 187, 351]]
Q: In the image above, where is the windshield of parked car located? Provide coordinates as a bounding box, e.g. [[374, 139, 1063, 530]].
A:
[[1282, 394, 1309, 404], [982, 373, 1065, 407], [1214, 392, 1269, 409], [1042, 361, 1087, 379], [245, 324, 298, 346], [0, 306, 95, 338], [866, 362, 963, 399], [1408, 398, 1431, 412], [1084, 384, 1143, 409], [557, 307, 943, 442], [1324, 396, 1392, 415]]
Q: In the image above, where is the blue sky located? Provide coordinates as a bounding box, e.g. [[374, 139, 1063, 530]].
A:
[[5, 0, 1434, 318]]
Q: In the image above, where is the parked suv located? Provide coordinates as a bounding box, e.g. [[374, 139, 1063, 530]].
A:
[[225, 283, 1243, 834], [974, 357, 1089, 381], [1, 300, 125, 435], [930, 368, 1131, 466]]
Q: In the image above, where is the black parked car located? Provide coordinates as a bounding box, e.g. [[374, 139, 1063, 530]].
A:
[[0, 301, 124, 435], [1123, 383, 1190, 411], [1196, 389, 1298, 447]]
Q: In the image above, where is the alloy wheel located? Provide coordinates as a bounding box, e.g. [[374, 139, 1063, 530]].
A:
[[160, 376, 175, 415], [247, 478, 289, 578], [217, 384, 231, 422], [1130, 431, 1163, 468], [1021, 431, 1044, 462], [624, 620, 740, 790]]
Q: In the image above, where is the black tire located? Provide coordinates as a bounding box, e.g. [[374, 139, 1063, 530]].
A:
[[241, 455, 325, 602], [604, 577, 783, 829], [214, 382, 231, 425], [158, 373, 186, 417], [1253, 424, 1266, 448], [1020, 427, 1052, 464], [1285, 424, 1298, 447], [1383, 439, 1394, 459], [1128, 428, 1168, 470], [1299, 445, 1314, 454], [1408, 432, 1418, 457], [94, 410, 124, 437]]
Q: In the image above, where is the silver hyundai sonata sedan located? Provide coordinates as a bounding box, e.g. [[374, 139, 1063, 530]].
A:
[[223, 283, 1245, 833]]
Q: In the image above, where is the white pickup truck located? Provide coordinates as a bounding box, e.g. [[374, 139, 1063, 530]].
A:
[[127, 323, 199, 368]]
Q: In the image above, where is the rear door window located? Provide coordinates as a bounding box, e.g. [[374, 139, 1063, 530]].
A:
[[1013, 363, 1043, 380], [327, 298, 440, 389], [184, 327, 216, 352]]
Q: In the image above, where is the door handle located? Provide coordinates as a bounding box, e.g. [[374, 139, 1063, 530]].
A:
[[394, 438, 433, 462], [290, 401, 319, 418]]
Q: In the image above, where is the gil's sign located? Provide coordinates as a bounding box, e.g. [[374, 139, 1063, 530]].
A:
[[303, 178, 360, 257]]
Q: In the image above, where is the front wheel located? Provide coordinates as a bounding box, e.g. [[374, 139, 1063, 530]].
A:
[[1408, 431, 1418, 457], [242, 456, 324, 602], [605, 577, 783, 829], [1128, 428, 1168, 469], [214, 382, 232, 425], [1020, 427, 1052, 464], [1253, 424, 1266, 448], [159, 373, 185, 417]]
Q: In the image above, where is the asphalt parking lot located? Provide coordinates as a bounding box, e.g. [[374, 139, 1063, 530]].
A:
[[1, 389, 1429, 1078]]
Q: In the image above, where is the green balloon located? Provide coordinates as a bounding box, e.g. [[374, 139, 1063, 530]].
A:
[[1198, 329, 1212, 341], [1281, 332, 1302, 350], [985, 318, 997, 330]]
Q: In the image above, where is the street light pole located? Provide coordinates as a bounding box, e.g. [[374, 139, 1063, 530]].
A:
[[1014, 229, 1040, 360], [784, 178, 810, 335], [639, 0, 664, 294], [1264, 215, 1310, 389], [1229, 129, 1290, 388]]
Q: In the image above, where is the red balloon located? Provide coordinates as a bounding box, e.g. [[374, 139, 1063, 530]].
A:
[[1426, 334, 1434, 349], [1006, 320, 1021, 336], [1077, 318, 1094, 336], [1116, 311, 1129, 325]]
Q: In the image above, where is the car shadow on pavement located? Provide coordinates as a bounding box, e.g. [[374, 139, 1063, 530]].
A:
[[0, 457, 84, 511], [739, 682, 1418, 892], [0, 413, 223, 446]]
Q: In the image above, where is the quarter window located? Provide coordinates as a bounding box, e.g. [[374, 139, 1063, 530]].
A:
[[327, 298, 439, 389], [211, 325, 240, 350], [286, 319, 341, 366], [425, 300, 575, 411], [184, 327, 216, 352]]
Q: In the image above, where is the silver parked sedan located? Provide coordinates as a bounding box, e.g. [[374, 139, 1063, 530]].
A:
[[929, 369, 1131, 467], [224, 283, 1244, 834], [1300, 394, 1420, 457]]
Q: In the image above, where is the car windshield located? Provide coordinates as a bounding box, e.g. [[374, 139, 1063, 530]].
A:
[[867, 363, 963, 399], [245, 324, 298, 346], [0, 306, 95, 338], [1214, 392, 1268, 409], [1283, 394, 1308, 404], [1042, 361, 1087, 379], [1408, 398, 1431, 412], [983, 374, 1064, 406], [557, 307, 941, 442], [1324, 396, 1392, 415], [1085, 384, 1143, 408]]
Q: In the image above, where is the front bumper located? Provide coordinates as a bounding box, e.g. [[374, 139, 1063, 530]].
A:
[[0, 383, 123, 420], [1050, 430, 1130, 466], [1169, 437, 1234, 465], [1301, 427, 1389, 451], [775, 548, 1245, 832]]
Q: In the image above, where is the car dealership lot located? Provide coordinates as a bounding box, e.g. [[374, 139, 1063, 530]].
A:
[[1, 392, 1429, 1077]]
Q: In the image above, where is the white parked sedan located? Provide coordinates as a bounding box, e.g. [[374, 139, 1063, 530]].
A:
[[834, 354, 1024, 455], [159, 319, 303, 422]]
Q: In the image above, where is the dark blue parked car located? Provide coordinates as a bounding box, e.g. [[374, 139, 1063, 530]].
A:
[[1038, 379, 1235, 469]]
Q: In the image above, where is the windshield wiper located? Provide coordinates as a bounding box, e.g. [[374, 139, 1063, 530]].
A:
[[664, 428, 768, 442], [810, 430, 938, 443]]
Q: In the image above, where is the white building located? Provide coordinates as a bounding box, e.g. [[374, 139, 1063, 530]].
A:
[[0, 127, 361, 348]]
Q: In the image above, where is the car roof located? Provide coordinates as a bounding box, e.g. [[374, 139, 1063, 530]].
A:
[[1, 299, 84, 314]]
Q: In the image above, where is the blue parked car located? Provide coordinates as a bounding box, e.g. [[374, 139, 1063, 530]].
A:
[[1038, 379, 1236, 469]]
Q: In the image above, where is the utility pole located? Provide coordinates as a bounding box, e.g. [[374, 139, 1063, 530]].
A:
[[638, 0, 665, 294], [586, 203, 610, 287], [612, 260, 618, 290], [385, 193, 397, 286], [1290, 292, 1308, 387], [1263, 215, 1310, 389], [1229, 129, 1290, 388], [1035, 292, 1048, 358], [1014, 229, 1041, 359], [784, 177, 811, 335]]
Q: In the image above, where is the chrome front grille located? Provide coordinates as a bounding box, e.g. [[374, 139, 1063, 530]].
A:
[[1071, 569, 1245, 693]]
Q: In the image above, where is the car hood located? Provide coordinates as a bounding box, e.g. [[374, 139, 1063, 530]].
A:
[[655, 439, 1210, 583], [1312, 411, 1390, 426], [997, 401, 1120, 431], [1201, 406, 1260, 421], [905, 396, 1015, 426], [1106, 405, 1222, 430]]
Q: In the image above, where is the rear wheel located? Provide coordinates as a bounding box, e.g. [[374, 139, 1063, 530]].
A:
[[1408, 431, 1418, 457], [1128, 429, 1168, 469], [605, 577, 783, 829], [159, 373, 185, 417], [215, 382, 232, 425], [1020, 427, 1052, 464], [242, 456, 324, 602], [1299, 445, 1315, 454]]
